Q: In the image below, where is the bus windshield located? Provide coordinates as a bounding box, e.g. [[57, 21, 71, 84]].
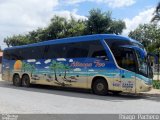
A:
[[135, 49, 153, 78], [105, 39, 153, 78], [135, 50, 147, 75], [107, 46, 137, 72], [110, 45, 153, 78]]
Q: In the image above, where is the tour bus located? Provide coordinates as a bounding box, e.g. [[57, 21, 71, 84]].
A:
[[2, 34, 153, 95]]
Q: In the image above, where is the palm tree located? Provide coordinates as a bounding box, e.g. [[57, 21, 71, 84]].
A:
[[49, 61, 64, 82], [63, 64, 71, 79], [151, 2, 160, 23], [21, 62, 35, 77], [49, 60, 58, 81], [30, 65, 36, 77], [21, 62, 30, 72]]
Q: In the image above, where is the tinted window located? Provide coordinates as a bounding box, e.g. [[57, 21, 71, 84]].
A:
[[4, 46, 45, 60], [4, 40, 105, 60], [20, 46, 45, 59], [3, 50, 11, 60], [89, 41, 108, 59], [66, 42, 89, 58], [45, 41, 97, 59], [9, 49, 20, 60], [44, 44, 66, 58], [92, 50, 107, 58], [4, 46, 46, 60], [105, 39, 132, 50]]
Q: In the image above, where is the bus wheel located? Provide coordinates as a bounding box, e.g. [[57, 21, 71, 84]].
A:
[[93, 79, 108, 95], [22, 75, 30, 87], [13, 74, 22, 87]]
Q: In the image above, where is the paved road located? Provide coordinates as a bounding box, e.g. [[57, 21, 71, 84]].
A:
[[0, 79, 160, 114]]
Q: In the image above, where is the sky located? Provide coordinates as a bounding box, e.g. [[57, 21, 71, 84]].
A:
[[0, 0, 159, 49]]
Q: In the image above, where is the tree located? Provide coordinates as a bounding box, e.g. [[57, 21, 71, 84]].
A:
[[151, 2, 160, 23], [63, 64, 71, 79], [129, 24, 160, 52], [4, 35, 31, 47], [85, 9, 125, 35], [64, 16, 86, 37], [3, 9, 126, 47], [108, 20, 126, 34], [49, 60, 64, 82], [21, 62, 36, 77], [46, 16, 86, 40], [85, 9, 112, 34], [4, 37, 11, 47], [30, 65, 36, 77], [46, 16, 67, 39]]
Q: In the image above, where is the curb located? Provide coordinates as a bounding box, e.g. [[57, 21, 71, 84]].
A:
[[138, 93, 160, 97], [138, 89, 160, 97]]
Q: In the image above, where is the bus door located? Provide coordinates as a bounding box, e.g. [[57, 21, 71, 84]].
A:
[[119, 48, 136, 93]]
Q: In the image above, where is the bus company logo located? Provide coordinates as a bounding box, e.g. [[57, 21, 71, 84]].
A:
[[94, 60, 105, 67], [2, 114, 18, 120], [70, 61, 105, 68], [70, 61, 92, 67]]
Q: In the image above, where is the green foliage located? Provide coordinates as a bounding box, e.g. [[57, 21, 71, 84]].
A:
[[4, 35, 31, 47], [153, 80, 160, 89], [108, 20, 126, 35], [129, 24, 160, 52], [85, 9, 112, 34], [49, 60, 63, 71], [85, 9, 125, 35], [49, 60, 72, 81], [4, 9, 126, 47], [22, 62, 35, 74]]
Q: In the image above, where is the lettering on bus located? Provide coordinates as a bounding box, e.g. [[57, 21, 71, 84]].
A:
[[94, 60, 105, 67], [70, 62, 92, 67], [122, 81, 134, 88], [70, 60, 106, 68], [113, 81, 121, 87]]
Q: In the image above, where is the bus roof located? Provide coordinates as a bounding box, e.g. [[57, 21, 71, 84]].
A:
[[4, 34, 140, 50]]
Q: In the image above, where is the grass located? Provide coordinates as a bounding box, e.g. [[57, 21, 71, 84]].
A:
[[153, 80, 160, 89]]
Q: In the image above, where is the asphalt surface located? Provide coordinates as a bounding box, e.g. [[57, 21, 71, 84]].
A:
[[0, 79, 160, 114]]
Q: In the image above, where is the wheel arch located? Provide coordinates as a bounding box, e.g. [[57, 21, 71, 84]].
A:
[[12, 73, 21, 81], [91, 76, 109, 90], [22, 73, 30, 78]]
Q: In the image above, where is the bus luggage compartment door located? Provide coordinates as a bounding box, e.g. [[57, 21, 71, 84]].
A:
[[120, 70, 136, 93]]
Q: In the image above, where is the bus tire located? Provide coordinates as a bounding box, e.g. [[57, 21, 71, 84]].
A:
[[92, 79, 108, 96], [22, 74, 30, 87], [13, 74, 22, 87]]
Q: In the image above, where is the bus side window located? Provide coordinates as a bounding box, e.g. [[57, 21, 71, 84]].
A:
[[10, 49, 20, 60], [66, 42, 89, 58], [88, 41, 108, 60], [44, 44, 66, 59], [66, 47, 88, 58], [18, 46, 45, 60], [92, 50, 107, 58], [3, 50, 10, 60]]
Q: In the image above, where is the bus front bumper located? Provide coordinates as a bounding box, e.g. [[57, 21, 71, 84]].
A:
[[136, 80, 152, 93]]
